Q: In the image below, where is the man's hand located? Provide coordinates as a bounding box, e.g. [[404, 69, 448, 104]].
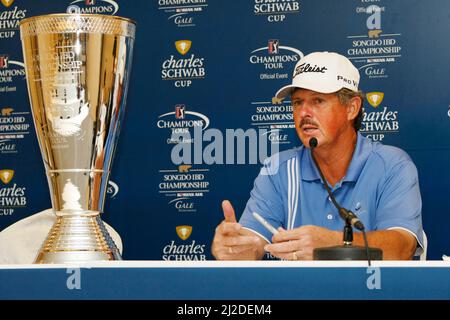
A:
[[264, 225, 340, 260], [211, 200, 266, 260]]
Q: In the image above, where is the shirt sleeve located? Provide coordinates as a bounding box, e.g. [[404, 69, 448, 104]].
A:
[[239, 157, 285, 244], [374, 159, 424, 256]]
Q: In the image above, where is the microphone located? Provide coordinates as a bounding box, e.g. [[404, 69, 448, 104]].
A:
[[308, 137, 382, 264], [308, 137, 365, 231]]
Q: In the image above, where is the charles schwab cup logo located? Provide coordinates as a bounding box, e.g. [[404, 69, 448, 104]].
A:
[[250, 40, 303, 80], [0, 106, 32, 154], [159, 0, 208, 28], [0, 0, 26, 40], [250, 96, 294, 145], [360, 91, 399, 142], [0, 55, 25, 93], [0, 169, 27, 216], [157, 104, 210, 144], [347, 2, 402, 79], [162, 226, 207, 260], [67, 0, 119, 15], [253, 0, 301, 23], [159, 165, 210, 214], [161, 40, 206, 87]]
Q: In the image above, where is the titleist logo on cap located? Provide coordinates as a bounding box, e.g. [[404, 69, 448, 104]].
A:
[[293, 63, 327, 78]]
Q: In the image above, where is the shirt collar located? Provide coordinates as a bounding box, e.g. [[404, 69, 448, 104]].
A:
[[300, 133, 372, 183]]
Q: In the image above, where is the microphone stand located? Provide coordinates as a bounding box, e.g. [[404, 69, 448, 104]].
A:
[[309, 138, 382, 264]]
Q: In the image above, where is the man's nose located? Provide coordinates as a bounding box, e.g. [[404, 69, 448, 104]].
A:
[[296, 102, 314, 118]]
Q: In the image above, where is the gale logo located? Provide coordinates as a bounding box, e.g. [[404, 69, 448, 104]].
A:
[[67, 0, 119, 15], [0, 169, 14, 184], [160, 0, 207, 28], [366, 92, 384, 108], [176, 225, 192, 241]]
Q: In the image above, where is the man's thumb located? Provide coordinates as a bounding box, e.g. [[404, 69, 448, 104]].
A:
[[222, 200, 237, 223]]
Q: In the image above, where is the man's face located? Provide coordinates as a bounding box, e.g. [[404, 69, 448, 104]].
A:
[[291, 88, 354, 148]]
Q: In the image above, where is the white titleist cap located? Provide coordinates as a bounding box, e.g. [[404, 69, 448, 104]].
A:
[[275, 51, 360, 98]]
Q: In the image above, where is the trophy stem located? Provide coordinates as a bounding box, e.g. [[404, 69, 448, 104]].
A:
[[34, 214, 122, 263]]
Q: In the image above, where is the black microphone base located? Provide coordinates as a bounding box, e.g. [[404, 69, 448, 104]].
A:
[[313, 245, 383, 261]]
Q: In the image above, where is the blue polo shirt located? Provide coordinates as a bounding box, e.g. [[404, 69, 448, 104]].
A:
[[240, 133, 424, 255]]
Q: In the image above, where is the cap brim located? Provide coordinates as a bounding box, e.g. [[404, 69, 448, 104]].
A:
[[275, 85, 298, 99], [275, 81, 348, 99]]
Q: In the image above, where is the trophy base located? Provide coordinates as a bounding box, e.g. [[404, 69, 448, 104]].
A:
[[34, 214, 122, 264]]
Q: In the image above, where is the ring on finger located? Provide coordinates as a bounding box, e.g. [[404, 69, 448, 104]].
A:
[[228, 246, 233, 254], [292, 251, 298, 261]]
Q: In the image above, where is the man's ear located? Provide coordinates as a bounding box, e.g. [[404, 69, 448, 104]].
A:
[[347, 96, 362, 121]]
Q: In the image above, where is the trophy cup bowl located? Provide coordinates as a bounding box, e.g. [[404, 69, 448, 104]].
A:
[[19, 14, 136, 263]]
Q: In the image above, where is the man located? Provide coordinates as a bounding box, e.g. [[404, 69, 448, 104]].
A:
[[212, 51, 423, 261], [0, 209, 122, 264]]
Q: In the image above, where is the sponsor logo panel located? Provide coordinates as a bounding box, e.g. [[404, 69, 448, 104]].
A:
[[346, 1, 402, 79], [0, 106, 33, 154], [250, 96, 295, 146], [158, 0, 208, 28], [0, 55, 25, 93], [360, 91, 399, 142], [0, 169, 27, 216], [162, 225, 207, 260], [161, 40, 206, 87], [0, 0, 27, 40], [66, 0, 119, 15], [249, 40, 303, 81], [253, 0, 301, 23]]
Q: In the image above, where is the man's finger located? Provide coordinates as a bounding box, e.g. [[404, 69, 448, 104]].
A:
[[222, 200, 237, 223], [218, 222, 241, 235], [264, 240, 300, 253], [222, 235, 260, 247]]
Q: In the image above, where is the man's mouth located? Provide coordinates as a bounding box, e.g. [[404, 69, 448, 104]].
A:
[[301, 124, 319, 133]]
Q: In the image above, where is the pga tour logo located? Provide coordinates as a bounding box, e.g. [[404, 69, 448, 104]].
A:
[[67, 0, 119, 15], [0, 55, 25, 83], [250, 40, 303, 80]]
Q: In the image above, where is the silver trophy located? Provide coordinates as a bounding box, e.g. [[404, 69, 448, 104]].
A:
[[20, 14, 136, 263]]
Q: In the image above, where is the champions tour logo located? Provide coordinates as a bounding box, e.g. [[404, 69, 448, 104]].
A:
[[249, 40, 303, 80], [360, 91, 399, 142], [161, 40, 206, 87], [0, 169, 27, 216], [347, 2, 402, 79], [159, 0, 208, 28], [253, 0, 300, 23], [67, 0, 119, 15], [162, 226, 207, 260], [157, 104, 210, 144], [0, 0, 26, 40], [0, 55, 25, 93]]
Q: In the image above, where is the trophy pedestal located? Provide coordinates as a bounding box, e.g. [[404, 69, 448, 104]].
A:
[[35, 215, 122, 264]]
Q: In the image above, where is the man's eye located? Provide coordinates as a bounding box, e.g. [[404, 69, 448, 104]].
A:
[[314, 98, 324, 104]]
